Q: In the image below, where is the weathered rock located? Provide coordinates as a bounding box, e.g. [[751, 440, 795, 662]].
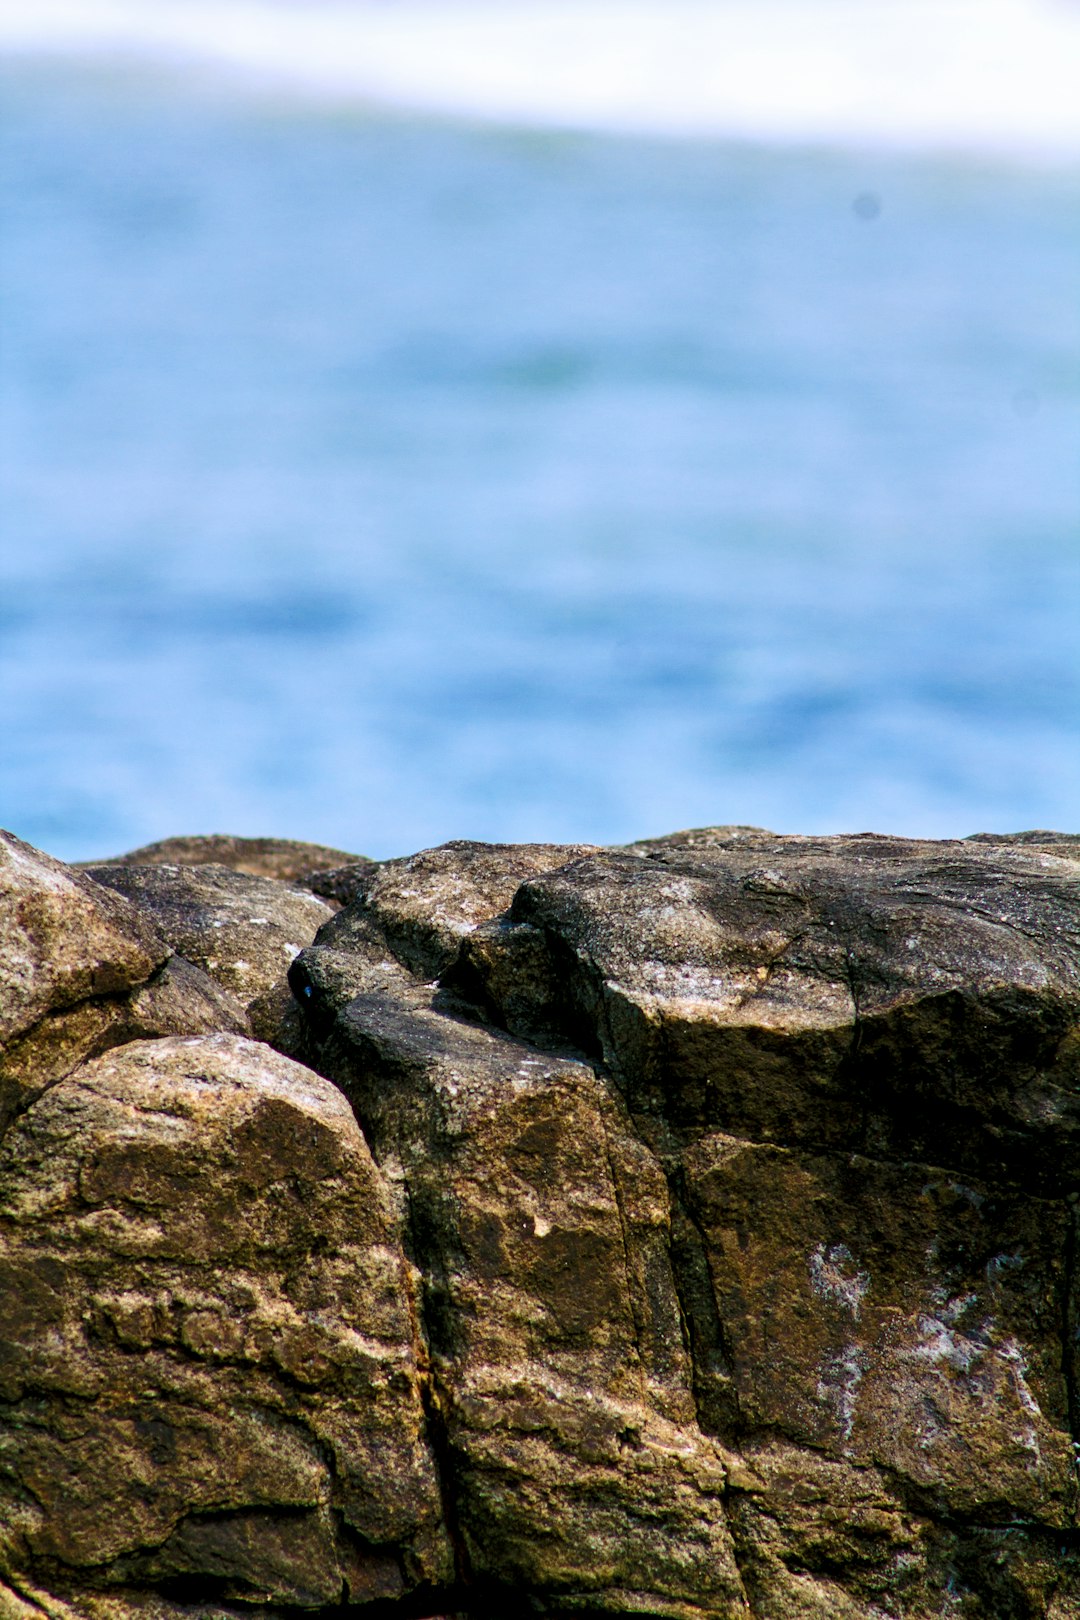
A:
[[0, 830, 167, 1049], [300, 862, 382, 909], [437, 832, 1080, 1613], [620, 824, 778, 857], [0, 830, 194, 1134], [7, 827, 1080, 1619], [0, 954, 249, 1133], [314, 839, 600, 981], [452, 832, 1080, 1191], [85, 833, 366, 885], [966, 830, 1080, 849], [683, 1133, 1073, 1519], [292, 958, 747, 1618], [0, 1034, 450, 1610], [82, 863, 334, 1041], [722, 1437, 1080, 1619]]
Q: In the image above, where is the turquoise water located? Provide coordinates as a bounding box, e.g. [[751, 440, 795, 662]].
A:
[[2, 58, 1079, 860]]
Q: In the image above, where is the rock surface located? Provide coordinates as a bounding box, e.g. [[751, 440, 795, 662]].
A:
[[0, 1035, 448, 1611], [85, 833, 366, 886], [82, 862, 334, 1046], [0, 830, 167, 1047], [0, 833, 246, 1135], [315, 839, 600, 980], [3, 827, 1080, 1619]]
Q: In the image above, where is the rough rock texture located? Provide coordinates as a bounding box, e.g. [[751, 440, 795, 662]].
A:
[[315, 839, 600, 981], [0, 954, 249, 1132], [0, 833, 246, 1135], [0, 831, 167, 1046], [452, 831, 1080, 1192], [294, 962, 747, 1617], [82, 862, 334, 1046], [4, 828, 1080, 1619], [301, 862, 382, 910], [0, 1034, 449, 1612]]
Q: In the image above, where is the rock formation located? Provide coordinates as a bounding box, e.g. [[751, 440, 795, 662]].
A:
[[3, 825, 1080, 1619]]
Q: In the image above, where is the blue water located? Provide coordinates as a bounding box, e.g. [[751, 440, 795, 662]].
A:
[[2, 59, 1078, 861]]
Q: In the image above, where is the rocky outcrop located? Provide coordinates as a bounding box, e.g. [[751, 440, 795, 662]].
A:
[[82, 863, 335, 1046], [0, 833, 247, 1135], [0, 1035, 449, 1611], [3, 827, 1080, 1619], [84, 834, 375, 912], [315, 839, 600, 979], [84, 833, 366, 887]]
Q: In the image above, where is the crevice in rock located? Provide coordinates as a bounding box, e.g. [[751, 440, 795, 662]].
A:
[[438, 966, 1060, 1200], [0, 1577, 54, 1618], [723, 1413, 1080, 1540], [132, 1571, 485, 1616], [661, 1157, 740, 1440], [1060, 1199, 1080, 1493], [440, 903, 1062, 1198], [0, 985, 135, 1141], [414, 1337, 470, 1592], [849, 1454, 1072, 1540], [596, 1110, 647, 1392], [395, 1176, 472, 1596]]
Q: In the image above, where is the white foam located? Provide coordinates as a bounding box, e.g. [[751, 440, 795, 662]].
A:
[[3, 0, 1080, 157]]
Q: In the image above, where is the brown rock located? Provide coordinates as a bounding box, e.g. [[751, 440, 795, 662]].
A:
[[683, 1132, 1073, 1521], [0, 831, 191, 1136], [438, 831, 1080, 1613], [8, 828, 1080, 1619], [0, 954, 249, 1135], [84, 833, 367, 885], [0, 1034, 450, 1608], [293, 957, 747, 1618], [0, 830, 167, 1049]]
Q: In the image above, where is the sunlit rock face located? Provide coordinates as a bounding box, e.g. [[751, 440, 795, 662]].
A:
[[0, 1035, 450, 1610], [0, 832, 248, 1135], [4, 828, 1080, 1620], [82, 862, 334, 1019]]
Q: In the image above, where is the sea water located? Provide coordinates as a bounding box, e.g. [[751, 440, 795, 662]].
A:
[[1, 2, 1078, 860]]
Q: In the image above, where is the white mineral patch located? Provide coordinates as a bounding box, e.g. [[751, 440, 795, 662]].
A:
[[809, 1242, 870, 1319], [910, 1292, 983, 1373], [816, 1342, 868, 1443], [998, 1337, 1042, 1418]]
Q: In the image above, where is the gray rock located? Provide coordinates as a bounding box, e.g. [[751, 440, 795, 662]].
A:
[[301, 860, 383, 909], [451, 832, 1080, 1190], [313, 838, 600, 981], [83, 862, 333, 1023]]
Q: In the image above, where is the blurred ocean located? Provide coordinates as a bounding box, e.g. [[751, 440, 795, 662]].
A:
[[1, 1, 1078, 861]]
